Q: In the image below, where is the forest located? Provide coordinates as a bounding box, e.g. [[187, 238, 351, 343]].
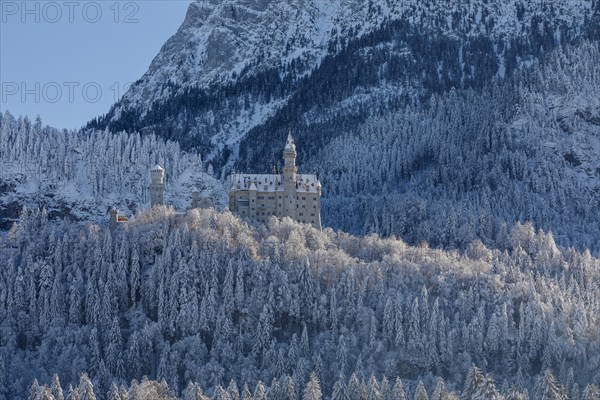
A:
[[1, 1, 600, 399], [0, 111, 224, 226], [315, 42, 600, 252], [1, 206, 599, 399]]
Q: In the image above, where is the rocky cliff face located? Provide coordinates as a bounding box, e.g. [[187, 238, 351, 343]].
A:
[[112, 0, 337, 119]]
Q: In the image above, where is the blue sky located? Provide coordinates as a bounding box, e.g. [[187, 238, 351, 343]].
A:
[[0, 0, 192, 129]]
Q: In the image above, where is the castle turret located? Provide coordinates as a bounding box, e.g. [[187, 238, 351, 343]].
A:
[[150, 165, 165, 207], [191, 187, 200, 209], [283, 133, 297, 183], [283, 133, 297, 219]]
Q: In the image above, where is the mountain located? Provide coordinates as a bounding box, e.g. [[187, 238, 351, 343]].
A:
[[92, 0, 597, 158], [87, 0, 600, 252]]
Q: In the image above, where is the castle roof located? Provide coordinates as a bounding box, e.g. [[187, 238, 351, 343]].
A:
[[152, 164, 164, 171], [228, 173, 320, 194], [285, 132, 296, 150]]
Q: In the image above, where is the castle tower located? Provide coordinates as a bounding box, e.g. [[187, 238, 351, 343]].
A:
[[283, 132, 297, 182], [283, 133, 297, 219], [191, 187, 200, 209], [150, 165, 165, 207]]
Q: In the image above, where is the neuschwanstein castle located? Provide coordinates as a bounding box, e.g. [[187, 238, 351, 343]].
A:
[[110, 134, 321, 229], [227, 134, 322, 229]]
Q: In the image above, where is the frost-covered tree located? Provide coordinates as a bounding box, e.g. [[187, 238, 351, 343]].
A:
[[533, 370, 567, 400], [414, 381, 429, 400], [302, 372, 322, 400], [78, 374, 96, 400]]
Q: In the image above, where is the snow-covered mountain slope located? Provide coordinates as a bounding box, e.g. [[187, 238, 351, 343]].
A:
[[312, 43, 600, 251], [86, 0, 600, 251], [111, 0, 337, 119], [118, 0, 593, 110], [0, 112, 226, 229], [93, 0, 596, 161]]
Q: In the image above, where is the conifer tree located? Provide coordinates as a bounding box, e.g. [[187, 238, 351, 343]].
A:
[[29, 379, 41, 400], [302, 372, 322, 400], [414, 381, 429, 400], [582, 384, 600, 400], [106, 317, 125, 379], [284, 375, 297, 400], [254, 381, 268, 400], [332, 374, 348, 400], [78, 374, 96, 400], [107, 383, 121, 400], [242, 384, 252, 400], [50, 374, 64, 400], [533, 370, 567, 400], [366, 375, 382, 400], [431, 377, 448, 400], [66, 385, 80, 400], [228, 379, 241, 400]]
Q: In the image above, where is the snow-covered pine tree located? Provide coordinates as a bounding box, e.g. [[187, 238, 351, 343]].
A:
[[78, 374, 96, 400], [533, 370, 568, 400], [302, 372, 322, 400], [414, 380, 429, 400]]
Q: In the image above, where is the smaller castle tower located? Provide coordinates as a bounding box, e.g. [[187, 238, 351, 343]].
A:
[[150, 165, 165, 207], [191, 188, 200, 209]]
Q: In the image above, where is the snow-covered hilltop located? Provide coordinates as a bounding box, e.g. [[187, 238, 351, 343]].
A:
[[0, 111, 226, 228]]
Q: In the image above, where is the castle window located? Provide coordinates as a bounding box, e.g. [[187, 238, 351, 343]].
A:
[[279, 196, 282, 199], [311, 220, 314, 223], [313, 205, 317, 209], [299, 213, 303, 216], [252, 199, 255, 203], [302, 205, 305, 208], [302, 197, 305, 200], [311, 213, 315, 217]]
